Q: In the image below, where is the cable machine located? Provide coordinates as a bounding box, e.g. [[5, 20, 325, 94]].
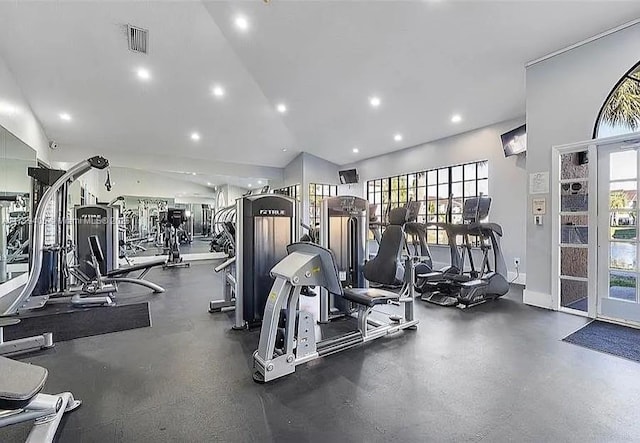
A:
[[209, 194, 298, 329], [318, 195, 369, 323]]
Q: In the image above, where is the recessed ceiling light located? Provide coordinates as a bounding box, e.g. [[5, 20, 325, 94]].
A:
[[235, 16, 249, 31], [394, 133, 403, 142], [207, 182, 212, 186], [191, 132, 201, 141], [276, 103, 287, 113], [137, 68, 151, 81], [212, 85, 225, 97], [369, 96, 381, 108], [352, 148, 359, 153], [59, 112, 72, 121], [451, 114, 462, 123], [191, 172, 197, 176], [282, 148, 288, 152], [248, 184, 252, 188]]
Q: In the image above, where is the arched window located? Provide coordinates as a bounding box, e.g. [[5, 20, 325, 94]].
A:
[[594, 61, 640, 138]]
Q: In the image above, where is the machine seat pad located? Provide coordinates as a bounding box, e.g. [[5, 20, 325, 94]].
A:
[[106, 258, 167, 277], [0, 357, 47, 410], [342, 288, 400, 307]]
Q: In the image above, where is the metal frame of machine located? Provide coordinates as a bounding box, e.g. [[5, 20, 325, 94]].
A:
[[0, 355, 81, 443], [0, 157, 109, 356], [418, 195, 510, 308], [318, 195, 369, 323], [209, 194, 297, 329], [252, 242, 418, 383]]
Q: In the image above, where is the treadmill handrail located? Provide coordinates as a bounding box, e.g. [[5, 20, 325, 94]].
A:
[[2, 156, 109, 316]]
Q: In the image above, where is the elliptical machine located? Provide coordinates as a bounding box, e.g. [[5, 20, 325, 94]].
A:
[[417, 195, 509, 308]]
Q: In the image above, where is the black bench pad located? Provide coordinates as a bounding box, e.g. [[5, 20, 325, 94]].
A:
[[0, 357, 47, 410], [342, 288, 400, 307], [106, 258, 167, 277]]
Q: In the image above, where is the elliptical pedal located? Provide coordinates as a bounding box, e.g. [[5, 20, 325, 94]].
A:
[[420, 291, 459, 307]]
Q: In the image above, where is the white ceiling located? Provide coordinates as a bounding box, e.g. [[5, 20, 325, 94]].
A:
[[0, 1, 639, 176]]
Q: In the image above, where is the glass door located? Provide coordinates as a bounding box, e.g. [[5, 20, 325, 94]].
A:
[[597, 144, 640, 323], [558, 151, 591, 313]]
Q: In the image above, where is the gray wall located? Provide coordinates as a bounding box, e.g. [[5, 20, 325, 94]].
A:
[[280, 153, 303, 189], [301, 152, 340, 225], [344, 118, 527, 281], [525, 23, 640, 307]]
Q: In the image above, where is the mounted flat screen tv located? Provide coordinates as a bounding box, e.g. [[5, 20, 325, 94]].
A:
[[501, 124, 527, 157]]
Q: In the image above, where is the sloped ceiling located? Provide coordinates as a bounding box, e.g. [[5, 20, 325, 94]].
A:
[[0, 0, 638, 179]]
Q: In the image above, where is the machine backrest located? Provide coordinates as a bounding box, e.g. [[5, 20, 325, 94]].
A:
[[388, 207, 407, 225], [88, 235, 105, 264], [364, 206, 405, 285], [286, 242, 343, 296]]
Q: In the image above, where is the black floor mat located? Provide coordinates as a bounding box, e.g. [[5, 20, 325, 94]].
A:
[[3, 302, 151, 342], [563, 320, 640, 363]]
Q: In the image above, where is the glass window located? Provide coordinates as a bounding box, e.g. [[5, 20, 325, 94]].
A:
[[452, 166, 463, 182], [366, 160, 488, 245], [595, 62, 640, 138], [309, 182, 337, 227], [438, 168, 448, 184]]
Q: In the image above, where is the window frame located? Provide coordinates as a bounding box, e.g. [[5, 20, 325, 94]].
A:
[[593, 60, 640, 139], [308, 182, 338, 227], [366, 160, 489, 245]]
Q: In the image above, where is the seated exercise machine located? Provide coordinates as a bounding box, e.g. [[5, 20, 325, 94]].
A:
[[417, 196, 510, 308], [363, 203, 433, 302], [363, 206, 409, 287], [252, 242, 418, 383], [68, 235, 165, 306], [318, 196, 370, 322], [0, 356, 81, 442]]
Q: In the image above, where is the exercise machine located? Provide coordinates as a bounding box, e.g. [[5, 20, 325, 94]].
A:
[[0, 356, 81, 442], [74, 205, 119, 278], [318, 195, 368, 322], [68, 235, 165, 306], [209, 194, 297, 329], [0, 156, 109, 356], [252, 242, 418, 383], [162, 208, 190, 269], [418, 196, 510, 308]]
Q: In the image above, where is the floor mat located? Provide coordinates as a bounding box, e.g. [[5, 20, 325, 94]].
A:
[[3, 302, 151, 342], [563, 320, 640, 363]]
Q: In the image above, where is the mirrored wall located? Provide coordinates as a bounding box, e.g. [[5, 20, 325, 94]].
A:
[[0, 125, 37, 283]]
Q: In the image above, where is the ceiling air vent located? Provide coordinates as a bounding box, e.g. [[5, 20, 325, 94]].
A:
[[127, 25, 148, 54]]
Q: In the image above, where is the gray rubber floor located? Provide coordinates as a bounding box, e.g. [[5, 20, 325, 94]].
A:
[[2, 261, 640, 442], [133, 236, 212, 257]]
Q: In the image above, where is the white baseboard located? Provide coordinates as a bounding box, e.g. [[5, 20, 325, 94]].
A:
[[508, 271, 526, 286], [523, 289, 554, 310], [120, 252, 227, 267]]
